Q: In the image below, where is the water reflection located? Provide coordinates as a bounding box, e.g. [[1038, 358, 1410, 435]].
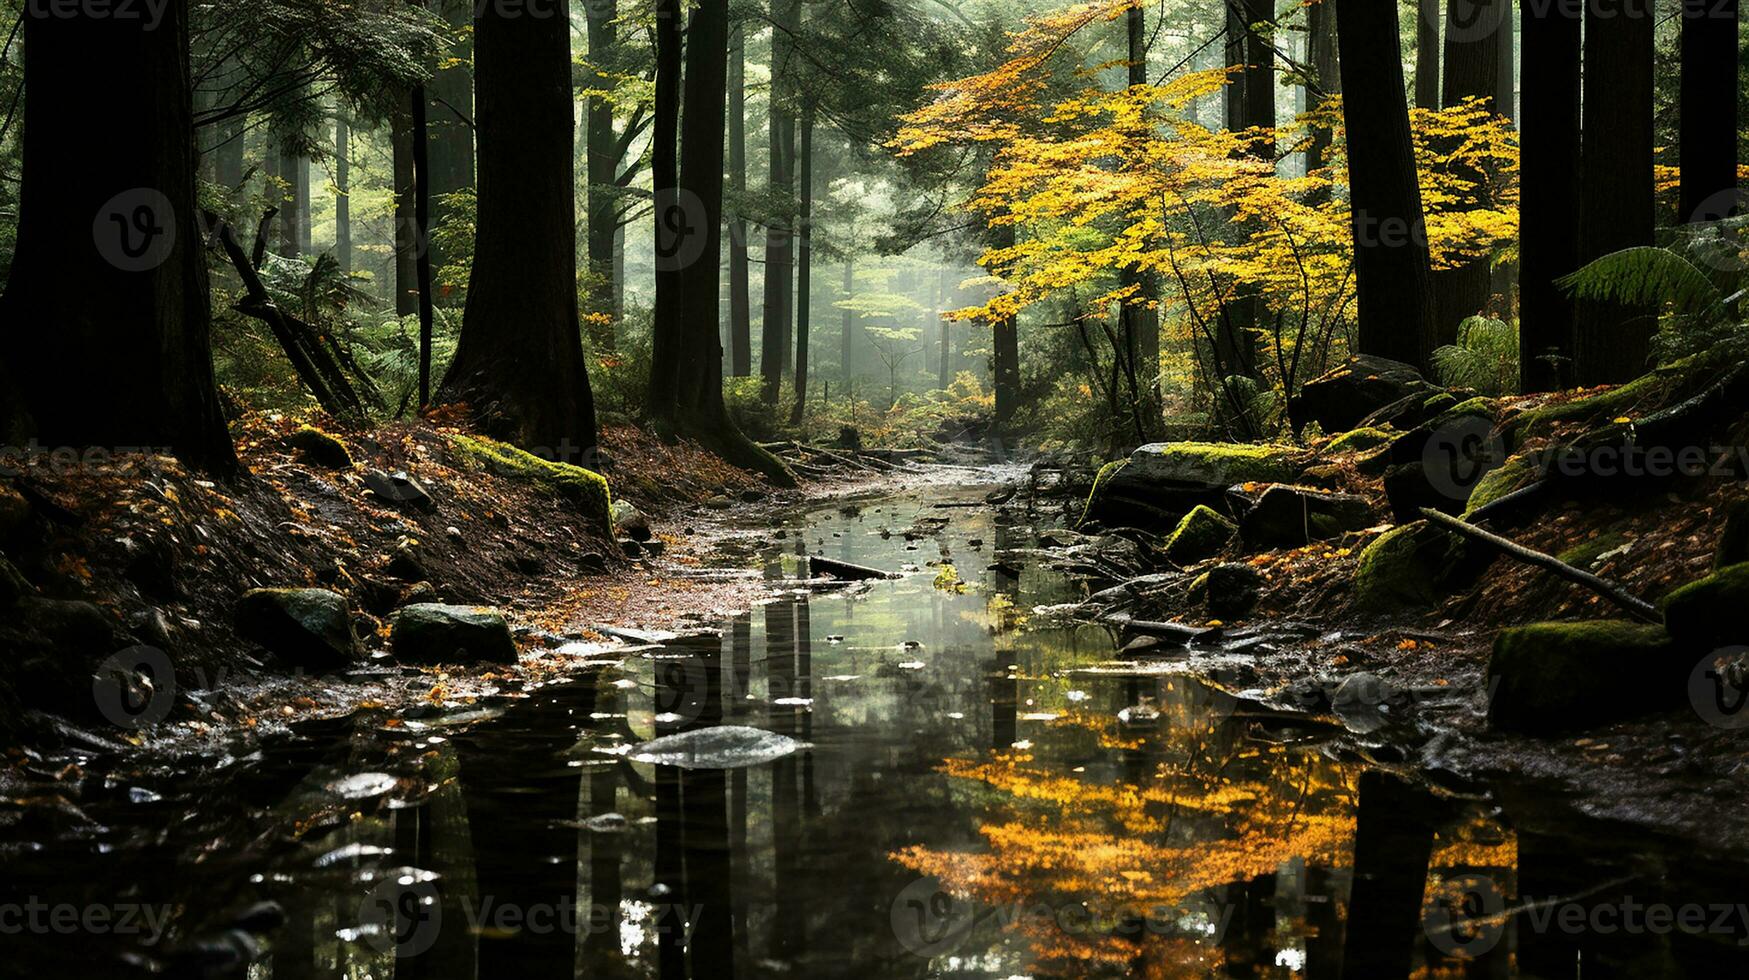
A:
[[7, 491, 1749, 977]]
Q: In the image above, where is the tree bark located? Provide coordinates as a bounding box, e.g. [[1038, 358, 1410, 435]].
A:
[[426, 0, 475, 279], [1337, 0, 1439, 372], [937, 269, 950, 391], [391, 109, 419, 317], [840, 261, 855, 390], [1306, 0, 1341, 199], [0, 0, 235, 473], [1431, 0, 1502, 348], [1518, 0, 1581, 391], [760, 0, 800, 404], [789, 106, 815, 425], [1576, 0, 1656, 385], [649, 0, 684, 424], [1415, 0, 1441, 109], [335, 113, 352, 273], [1124, 1, 1160, 433], [728, 21, 753, 377], [991, 222, 1020, 430], [412, 83, 436, 407], [1679, 0, 1739, 224], [277, 149, 310, 257], [584, 0, 621, 342], [439, 0, 598, 456]]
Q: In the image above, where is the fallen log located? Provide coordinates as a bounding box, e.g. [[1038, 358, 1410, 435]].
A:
[[1107, 615, 1224, 646], [1419, 507, 1662, 623], [806, 555, 898, 581]]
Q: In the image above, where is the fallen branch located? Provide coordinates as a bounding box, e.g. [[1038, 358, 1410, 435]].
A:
[[1419, 507, 1662, 623], [807, 555, 897, 581]]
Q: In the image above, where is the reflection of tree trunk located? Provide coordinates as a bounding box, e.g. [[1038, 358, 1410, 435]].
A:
[[1303, 864, 1344, 979], [1340, 771, 1440, 980], [1220, 873, 1277, 977], [990, 661, 1017, 750], [765, 600, 803, 958]]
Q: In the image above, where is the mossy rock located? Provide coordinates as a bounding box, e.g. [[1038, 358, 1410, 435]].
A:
[[1662, 562, 1749, 650], [1126, 441, 1301, 486], [1240, 484, 1375, 548], [1322, 427, 1396, 455], [1164, 505, 1236, 565], [1487, 620, 1686, 734], [390, 603, 519, 665], [284, 425, 353, 469], [1353, 521, 1476, 612], [1078, 460, 1130, 526], [1506, 354, 1722, 446], [0, 553, 33, 606], [448, 434, 612, 537], [1462, 452, 1541, 516], [235, 588, 363, 670], [1420, 392, 1459, 417]]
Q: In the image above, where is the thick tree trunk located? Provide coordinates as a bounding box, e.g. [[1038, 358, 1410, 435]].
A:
[[1495, 4, 1515, 123], [212, 117, 245, 196], [1518, 2, 1582, 392], [760, 0, 800, 404], [1576, 0, 1656, 385], [391, 110, 419, 317], [991, 222, 1020, 430], [426, 0, 475, 278], [0, 0, 234, 473], [278, 149, 310, 256], [584, 0, 620, 342], [1241, 0, 1275, 156], [789, 107, 815, 425], [1306, 0, 1341, 197], [335, 114, 352, 273], [1337, 0, 1438, 372], [1124, 2, 1160, 433], [1679, 0, 1739, 223], [728, 22, 753, 377], [1415, 0, 1441, 109], [439, 0, 598, 456], [649, 0, 684, 424], [412, 83, 436, 407], [1431, 0, 1502, 348]]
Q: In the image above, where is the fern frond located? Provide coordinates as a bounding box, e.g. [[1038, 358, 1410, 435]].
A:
[[1557, 246, 1726, 321]]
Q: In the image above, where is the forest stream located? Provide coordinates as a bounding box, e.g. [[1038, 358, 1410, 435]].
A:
[[7, 480, 1749, 978]]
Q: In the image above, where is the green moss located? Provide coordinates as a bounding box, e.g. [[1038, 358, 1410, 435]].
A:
[[1488, 620, 1680, 733], [1164, 505, 1236, 565], [1323, 427, 1396, 455], [1128, 441, 1300, 485], [1353, 521, 1467, 611], [1463, 452, 1540, 515], [285, 425, 354, 468], [1510, 363, 1694, 444], [1662, 562, 1749, 649], [448, 434, 612, 536], [1556, 531, 1630, 571], [1078, 459, 1130, 527], [1421, 392, 1458, 416]]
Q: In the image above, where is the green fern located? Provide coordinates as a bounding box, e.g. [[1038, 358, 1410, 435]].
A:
[[1556, 246, 1727, 321], [1432, 316, 1518, 395]]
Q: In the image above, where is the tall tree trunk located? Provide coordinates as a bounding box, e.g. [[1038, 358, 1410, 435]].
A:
[[937, 269, 950, 391], [1337, 0, 1438, 372], [1415, 0, 1441, 109], [1518, 1, 1582, 392], [672, 0, 795, 484], [440, 0, 598, 455], [426, 0, 475, 279], [789, 106, 815, 425], [728, 21, 753, 377], [392, 110, 419, 317], [1306, 0, 1341, 201], [649, 0, 684, 424], [213, 116, 245, 197], [412, 83, 436, 407], [278, 149, 310, 256], [1680, 0, 1740, 223], [840, 261, 855, 390], [1223, 1, 1246, 131], [1124, 1, 1160, 434], [0, 0, 234, 473], [759, 0, 800, 404], [1576, 0, 1656, 385], [335, 113, 352, 273], [991, 221, 1020, 430], [1241, 0, 1275, 156], [1495, 4, 1515, 123], [584, 0, 620, 344], [1431, 0, 1502, 348]]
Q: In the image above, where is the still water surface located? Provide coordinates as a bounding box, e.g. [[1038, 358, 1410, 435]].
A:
[[6, 485, 1749, 977]]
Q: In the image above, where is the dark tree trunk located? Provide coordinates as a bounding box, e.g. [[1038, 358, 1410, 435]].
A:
[[1496, 5, 1515, 123], [1241, 0, 1275, 154], [426, 0, 475, 278], [1415, 0, 1441, 109], [1518, 1, 1582, 392], [728, 21, 753, 377], [648, 0, 684, 424], [840, 262, 855, 389], [1124, 2, 1160, 432], [1223, 2, 1245, 131], [0, 0, 234, 473], [412, 83, 436, 407], [391, 110, 419, 317], [213, 116, 245, 196], [440, 0, 598, 455], [991, 222, 1020, 429], [1431, 0, 1502, 348], [1306, 0, 1341, 197], [937, 270, 950, 391], [1680, 0, 1739, 223], [1336, 0, 1439, 372], [278, 149, 310, 256], [759, 0, 800, 404], [335, 114, 352, 273], [584, 0, 621, 343], [789, 106, 815, 425], [1576, 0, 1656, 385]]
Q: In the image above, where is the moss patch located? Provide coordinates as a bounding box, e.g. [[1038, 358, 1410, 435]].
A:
[[1488, 620, 1682, 734], [1078, 459, 1129, 527], [1322, 427, 1396, 455], [448, 434, 613, 537], [1353, 521, 1469, 611], [1557, 531, 1631, 571], [1463, 452, 1540, 515], [1164, 505, 1236, 565], [1128, 441, 1300, 486], [1662, 562, 1749, 649]]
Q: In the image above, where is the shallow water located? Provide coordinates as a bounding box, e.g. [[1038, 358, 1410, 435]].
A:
[[6, 484, 1749, 977]]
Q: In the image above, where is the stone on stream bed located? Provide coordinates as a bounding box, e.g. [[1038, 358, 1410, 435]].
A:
[[1163, 505, 1235, 564], [1487, 620, 1691, 733], [627, 725, 807, 769], [390, 603, 519, 664], [1238, 484, 1375, 548], [1662, 562, 1749, 650], [1352, 520, 1479, 612], [1081, 442, 1300, 530], [1206, 563, 1263, 621], [235, 588, 363, 669], [1289, 355, 1439, 434]]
